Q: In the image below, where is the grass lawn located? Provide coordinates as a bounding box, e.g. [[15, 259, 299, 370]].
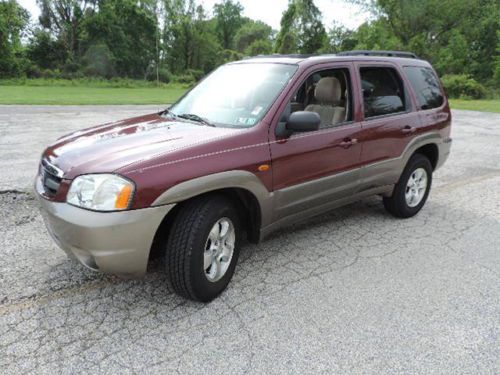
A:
[[449, 99, 500, 113], [1, 83, 499, 112], [0, 85, 187, 105]]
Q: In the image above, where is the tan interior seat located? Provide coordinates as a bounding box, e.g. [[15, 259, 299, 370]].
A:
[[305, 77, 346, 127]]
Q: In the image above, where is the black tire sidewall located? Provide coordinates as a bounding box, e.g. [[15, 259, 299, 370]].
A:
[[189, 200, 241, 301], [395, 155, 433, 217]]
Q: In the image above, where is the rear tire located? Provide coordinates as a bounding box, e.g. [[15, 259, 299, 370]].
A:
[[164, 194, 241, 302], [383, 153, 433, 218]]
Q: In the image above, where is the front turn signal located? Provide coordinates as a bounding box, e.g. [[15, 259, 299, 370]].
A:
[[115, 184, 133, 210]]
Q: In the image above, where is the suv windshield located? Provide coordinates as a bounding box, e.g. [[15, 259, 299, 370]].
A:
[[169, 63, 298, 128]]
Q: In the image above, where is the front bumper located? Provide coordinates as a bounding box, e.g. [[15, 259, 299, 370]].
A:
[[35, 178, 174, 278]]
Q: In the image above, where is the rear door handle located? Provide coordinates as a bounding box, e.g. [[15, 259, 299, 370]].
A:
[[402, 125, 416, 134], [339, 138, 358, 149]]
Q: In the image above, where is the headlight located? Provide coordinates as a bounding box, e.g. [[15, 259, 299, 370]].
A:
[[67, 174, 134, 211]]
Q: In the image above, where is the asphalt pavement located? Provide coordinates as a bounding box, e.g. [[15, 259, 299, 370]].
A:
[[0, 106, 499, 374]]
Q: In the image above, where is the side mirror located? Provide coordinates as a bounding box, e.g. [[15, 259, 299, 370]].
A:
[[276, 111, 321, 138]]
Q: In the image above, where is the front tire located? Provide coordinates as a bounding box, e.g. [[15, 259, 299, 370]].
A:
[[164, 194, 241, 302], [383, 153, 433, 218]]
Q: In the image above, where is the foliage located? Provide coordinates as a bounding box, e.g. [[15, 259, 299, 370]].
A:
[[27, 29, 68, 70], [0, 0, 497, 94], [441, 74, 488, 99], [163, 0, 220, 75], [0, 0, 29, 77], [36, 0, 95, 61], [321, 22, 358, 53], [81, 43, 115, 78], [83, 0, 158, 79], [349, 0, 499, 89], [349, 19, 401, 51], [0, 77, 190, 88], [235, 19, 273, 55], [244, 39, 273, 56], [214, 0, 243, 50], [495, 31, 500, 87], [275, 0, 327, 54]]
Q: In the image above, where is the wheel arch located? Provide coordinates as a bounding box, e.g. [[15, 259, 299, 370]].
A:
[[148, 171, 272, 260], [413, 143, 439, 170], [149, 186, 263, 262]]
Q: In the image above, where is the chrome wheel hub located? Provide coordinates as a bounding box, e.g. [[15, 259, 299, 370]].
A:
[[204, 217, 235, 282], [405, 167, 428, 207]]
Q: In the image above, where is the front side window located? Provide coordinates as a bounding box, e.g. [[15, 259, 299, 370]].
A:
[[360, 67, 406, 118], [286, 68, 353, 128], [169, 63, 298, 128], [404, 66, 444, 110]]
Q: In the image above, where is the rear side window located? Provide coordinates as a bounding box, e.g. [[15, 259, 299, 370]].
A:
[[404, 66, 444, 110], [360, 67, 406, 118]]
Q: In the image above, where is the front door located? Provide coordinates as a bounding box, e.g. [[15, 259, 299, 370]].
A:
[[269, 64, 363, 222]]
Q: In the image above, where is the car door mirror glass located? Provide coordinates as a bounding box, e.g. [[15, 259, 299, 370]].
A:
[[275, 111, 321, 138], [287, 111, 321, 132]]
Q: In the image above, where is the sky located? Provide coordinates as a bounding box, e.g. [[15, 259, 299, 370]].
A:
[[18, 0, 370, 30]]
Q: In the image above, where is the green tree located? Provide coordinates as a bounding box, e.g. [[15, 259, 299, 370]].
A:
[[321, 22, 357, 53], [83, 0, 158, 78], [235, 19, 273, 55], [434, 30, 468, 75], [351, 19, 402, 51], [213, 0, 244, 50], [37, 0, 97, 64], [0, 0, 29, 77], [27, 29, 68, 71], [465, 0, 499, 83], [163, 0, 220, 74], [495, 31, 500, 87], [351, 0, 499, 85], [275, 0, 326, 54]]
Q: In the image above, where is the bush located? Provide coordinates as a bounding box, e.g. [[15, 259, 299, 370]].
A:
[[172, 69, 204, 84], [219, 49, 244, 64], [185, 69, 205, 81], [174, 74, 196, 84], [157, 68, 173, 83], [82, 43, 115, 78], [441, 74, 488, 99], [0, 77, 191, 89]]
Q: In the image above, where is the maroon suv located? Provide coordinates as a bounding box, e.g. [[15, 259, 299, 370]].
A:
[[36, 51, 452, 301]]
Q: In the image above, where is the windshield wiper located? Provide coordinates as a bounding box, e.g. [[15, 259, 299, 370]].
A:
[[177, 113, 216, 127], [160, 108, 177, 117]]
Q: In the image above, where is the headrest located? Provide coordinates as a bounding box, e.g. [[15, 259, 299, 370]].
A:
[[315, 77, 342, 105]]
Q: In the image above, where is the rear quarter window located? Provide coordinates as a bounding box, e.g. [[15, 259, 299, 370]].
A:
[[404, 66, 444, 110]]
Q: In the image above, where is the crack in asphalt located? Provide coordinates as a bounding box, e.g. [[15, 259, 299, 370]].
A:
[[0, 189, 32, 195]]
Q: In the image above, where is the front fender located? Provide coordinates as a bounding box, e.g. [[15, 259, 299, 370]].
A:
[[151, 170, 274, 227]]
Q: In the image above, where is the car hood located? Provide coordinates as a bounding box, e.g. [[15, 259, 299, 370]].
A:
[[43, 113, 241, 179]]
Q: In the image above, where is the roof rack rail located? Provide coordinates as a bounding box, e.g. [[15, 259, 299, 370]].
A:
[[244, 53, 314, 60], [337, 50, 418, 59]]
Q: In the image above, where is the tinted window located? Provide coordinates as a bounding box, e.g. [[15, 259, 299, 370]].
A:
[[404, 66, 444, 110], [360, 67, 406, 118]]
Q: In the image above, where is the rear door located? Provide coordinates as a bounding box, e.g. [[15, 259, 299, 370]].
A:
[[354, 62, 421, 191]]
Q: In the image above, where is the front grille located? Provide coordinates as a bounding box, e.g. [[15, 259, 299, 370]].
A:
[[40, 159, 63, 196]]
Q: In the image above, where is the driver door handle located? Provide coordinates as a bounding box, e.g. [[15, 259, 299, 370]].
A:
[[402, 125, 417, 134], [340, 138, 358, 149]]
